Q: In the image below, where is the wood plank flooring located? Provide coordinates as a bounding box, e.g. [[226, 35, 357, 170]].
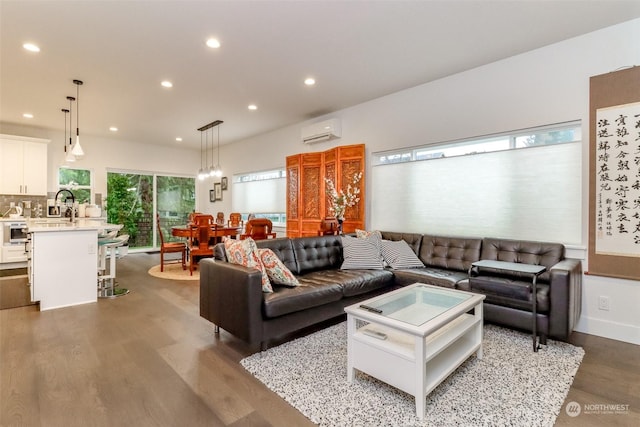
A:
[[1, 253, 638, 426]]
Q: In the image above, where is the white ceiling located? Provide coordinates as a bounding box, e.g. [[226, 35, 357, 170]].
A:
[[2, 0, 639, 150]]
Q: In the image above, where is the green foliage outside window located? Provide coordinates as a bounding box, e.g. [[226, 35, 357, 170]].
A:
[[58, 167, 92, 203], [106, 173, 146, 243]]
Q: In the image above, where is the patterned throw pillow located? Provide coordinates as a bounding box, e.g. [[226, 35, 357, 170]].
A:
[[223, 237, 273, 293], [340, 235, 384, 270], [355, 229, 382, 239], [380, 239, 425, 269], [258, 248, 300, 287]]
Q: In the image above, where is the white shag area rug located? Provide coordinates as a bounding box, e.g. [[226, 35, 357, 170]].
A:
[[241, 323, 584, 427]]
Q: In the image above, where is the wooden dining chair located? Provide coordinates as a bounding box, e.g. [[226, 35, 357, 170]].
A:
[[187, 211, 202, 224], [215, 212, 225, 226], [189, 214, 217, 275], [156, 214, 187, 272], [227, 212, 243, 229], [240, 218, 276, 241]]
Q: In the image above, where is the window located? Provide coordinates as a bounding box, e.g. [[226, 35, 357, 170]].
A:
[[232, 169, 286, 226], [58, 167, 93, 203], [371, 121, 582, 244], [374, 121, 581, 165]]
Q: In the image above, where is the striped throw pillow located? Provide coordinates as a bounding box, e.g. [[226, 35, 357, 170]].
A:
[[340, 235, 384, 270], [380, 239, 424, 269]]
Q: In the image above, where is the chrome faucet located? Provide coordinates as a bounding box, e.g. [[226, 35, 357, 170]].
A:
[[54, 189, 76, 222]]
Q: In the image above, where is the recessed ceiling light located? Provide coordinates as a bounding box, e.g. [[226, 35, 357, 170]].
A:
[[304, 77, 316, 86], [161, 80, 173, 88], [109, 127, 118, 132], [23, 43, 40, 52], [248, 104, 257, 111], [206, 38, 221, 49], [175, 137, 183, 142], [23, 113, 33, 119]]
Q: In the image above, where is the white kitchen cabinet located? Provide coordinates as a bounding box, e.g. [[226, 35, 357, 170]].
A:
[[2, 244, 27, 263], [0, 135, 49, 195]]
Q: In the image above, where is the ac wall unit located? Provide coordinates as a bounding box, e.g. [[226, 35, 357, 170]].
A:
[[301, 118, 341, 144]]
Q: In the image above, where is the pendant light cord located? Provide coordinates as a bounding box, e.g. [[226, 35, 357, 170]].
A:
[[75, 81, 80, 137]]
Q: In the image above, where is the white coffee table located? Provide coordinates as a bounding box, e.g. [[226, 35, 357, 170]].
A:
[[345, 283, 485, 420]]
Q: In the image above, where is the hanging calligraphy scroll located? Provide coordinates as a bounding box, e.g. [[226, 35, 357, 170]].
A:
[[589, 66, 640, 280], [594, 101, 640, 256]]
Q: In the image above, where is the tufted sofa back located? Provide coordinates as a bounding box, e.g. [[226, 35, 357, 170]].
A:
[[419, 235, 483, 272], [256, 238, 299, 274], [480, 237, 564, 281], [291, 235, 343, 274], [380, 231, 422, 254]]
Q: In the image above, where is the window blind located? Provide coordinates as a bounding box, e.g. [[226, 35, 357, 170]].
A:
[[232, 177, 286, 214], [371, 142, 581, 244]]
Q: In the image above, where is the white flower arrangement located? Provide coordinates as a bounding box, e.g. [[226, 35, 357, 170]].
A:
[[324, 172, 362, 220]]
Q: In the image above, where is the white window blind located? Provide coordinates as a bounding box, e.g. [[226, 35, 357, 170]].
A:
[[371, 142, 582, 244], [232, 177, 286, 214]]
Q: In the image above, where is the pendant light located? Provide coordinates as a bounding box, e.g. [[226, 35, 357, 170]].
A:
[[65, 97, 76, 162], [71, 79, 85, 158], [197, 119, 223, 178], [213, 124, 223, 177], [207, 126, 215, 177], [198, 129, 206, 180], [61, 108, 74, 163]]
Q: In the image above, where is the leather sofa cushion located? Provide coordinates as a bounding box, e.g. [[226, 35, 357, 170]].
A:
[[263, 281, 343, 318], [469, 276, 550, 313], [256, 238, 299, 275], [480, 238, 563, 282], [293, 235, 343, 274], [393, 268, 467, 289], [297, 269, 393, 297], [419, 235, 482, 272], [380, 232, 422, 254]]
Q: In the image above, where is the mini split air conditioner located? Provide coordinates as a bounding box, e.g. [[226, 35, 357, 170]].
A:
[[301, 118, 341, 144]]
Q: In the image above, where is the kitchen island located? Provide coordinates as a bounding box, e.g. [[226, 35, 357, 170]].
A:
[[27, 218, 122, 311]]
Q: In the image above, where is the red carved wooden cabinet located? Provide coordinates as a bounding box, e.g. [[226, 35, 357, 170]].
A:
[[286, 144, 365, 237]]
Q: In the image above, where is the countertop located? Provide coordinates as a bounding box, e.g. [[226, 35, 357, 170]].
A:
[[25, 218, 123, 233]]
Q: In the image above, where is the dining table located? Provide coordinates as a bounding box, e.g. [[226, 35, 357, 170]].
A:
[[171, 224, 241, 240]]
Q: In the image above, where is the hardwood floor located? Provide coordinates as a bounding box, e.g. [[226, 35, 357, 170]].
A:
[[1, 253, 638, 426]]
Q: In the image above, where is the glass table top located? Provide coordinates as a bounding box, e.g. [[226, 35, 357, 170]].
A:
[[359, 285, 472, 326]]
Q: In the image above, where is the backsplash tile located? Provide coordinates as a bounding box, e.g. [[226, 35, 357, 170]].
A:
[[0, 195, 47, 218]]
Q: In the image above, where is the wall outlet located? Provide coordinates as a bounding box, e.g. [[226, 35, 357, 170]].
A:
[[598, 296, 610, 311], [88, 243, 96, 255]]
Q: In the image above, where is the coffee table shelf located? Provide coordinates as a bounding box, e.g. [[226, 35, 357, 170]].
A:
[[346, 283, 485, 420]]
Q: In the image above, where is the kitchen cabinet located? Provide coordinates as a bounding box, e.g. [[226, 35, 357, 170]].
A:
[[29, 227, 98, 311], [2, 245, 27, 263], [0, 135, 49, 195]]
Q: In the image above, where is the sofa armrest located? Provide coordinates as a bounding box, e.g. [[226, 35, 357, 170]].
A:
[[199, 258, 265, 345], [548, 258, 582, 340]]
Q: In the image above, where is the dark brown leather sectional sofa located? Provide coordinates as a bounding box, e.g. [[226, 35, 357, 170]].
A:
[[199, 232, 582, 350]]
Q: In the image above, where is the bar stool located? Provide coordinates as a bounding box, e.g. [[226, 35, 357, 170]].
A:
[[98, 234, 130, 298]]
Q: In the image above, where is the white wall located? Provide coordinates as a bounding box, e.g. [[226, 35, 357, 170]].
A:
[[222, 18, 640, 345]]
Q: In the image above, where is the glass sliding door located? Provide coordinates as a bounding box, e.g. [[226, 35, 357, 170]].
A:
[[106, 172, 154, 249], [107, 171, 195, 250], [157, 175, 195, 244]]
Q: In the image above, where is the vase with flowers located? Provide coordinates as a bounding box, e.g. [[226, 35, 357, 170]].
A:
[[324, 172, 362, 234]]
